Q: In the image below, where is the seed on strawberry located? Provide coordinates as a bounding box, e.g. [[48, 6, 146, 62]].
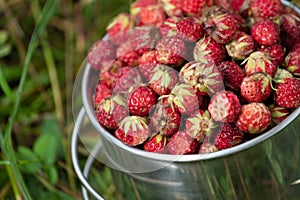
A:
[[214, 123, 243, 150], [139, 63, 158, 81], [185, 110, 218, 142], [243, 51, 277, 77], [155, 36, 186, 66], [139, 50, 158, 65], [230, 0, 251, 17], [143, 134, 168, 153], [115, 116, 151, 146], [95, 95, 128, 130], [113, 67, 142, 94], [150, 98, 181, 137], [250, 0, 282, 21], [98, 60, 124, 89], [167, 131, 199, 155], [87, 39, 116, 70], [251, 20, 280, 46], [217, 61, 245, 92], [179, 61, 224, 96], [159, 17, 180, 38], [240, 72, 272, 103], [116, 40, 140, 67], [149, 64, 179, 95], [269, 104, 290, 126], [176, 17, 203, 42], [127, 85, 157, 117], [182, 0, 213, 17], [274, 77, 300, 109], [208, 90, 242, 122], [139, 4, 166, 27], [106, 13, 135, 45], [258, 43, 285, 67], [94, 81, 112, 106], [160, 0, 183, 17], [284, 47, 300, 77], [225, 31, 255, 60], [193, 35, 226, 65], [236, 102, 271, 134]]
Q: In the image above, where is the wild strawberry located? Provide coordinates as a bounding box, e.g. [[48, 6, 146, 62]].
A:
[[250, 0, 282, 21], [95, 95, 128, 130], [185, 110, 218, 142], [143, 134, 168, 153], [106, 13, 135, 45], [139, 50, 157, 65], [115, 116, 151, 146], [230, 0, 251, 16], [214, 123, 243, 150], [130, 0, 158, 20], [159, 17, 179, 38], [179, 61, 224, 96], [139, 63, 158, 81], [208, 90, 242, 122], [176, 17, 203, 42], [225, 31, 255, 60], [155, 36, 186, 66], [94, 81, 112, 106], [240, 72, 272, 103], [149, 64, 179, 95], [198, 139, 218, 153], [193, 35, 226, 65], [127, 85, 157, 117], [236, 102, 271, 134], [284, 48, 300, 77], [160, 0, 183, 17], [274, 77, 300, 109], [269, 104, 290, 126], [98, 60, 124, 89], [259, 44, 285, 66], [279, 13, 300, 43], [251, 20, 280, 46], [150, 99, 181, 137], [213, 0, 231, 10], [139, 4, 166, 27], [182, 0, 213, 17], [113, 67, 142, 94], [167, 131, 198, 155], [243, 51, 277, 77], [116, 40, 140, 67], [203, 9, 239, 44], [217, 61, 245, 92], [87, 40, 116, 70], [162, 83, 200, 114]]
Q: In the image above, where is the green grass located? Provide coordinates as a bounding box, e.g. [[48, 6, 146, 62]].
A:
[[0, 0, 128, 199]]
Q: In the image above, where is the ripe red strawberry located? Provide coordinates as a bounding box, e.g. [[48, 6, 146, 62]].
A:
[[155, 36, 186, 66], [269, 104, 290, 126], [179, 61, 224, 96], [185, 110, 217, 141], [243, 51, 277, 77], [193, 35, 226, 65], [208, 90, 242, 122], [259, 43, 285, 66], [160, 0, 183, 17], [230, 0, 251, 18], [251, 20, 280, 46], [87, 39, 116, 70], [162, 83, 201, 114], [95, 95, 128, 130], [139, 50, 157, 65], [127, 85, 157, 117], [203, 9, 239, 44], [94, 81, 112, 106], [150, 99, 181, 136], [176, 17, 203, 42], [250, 0, 282, 21], [159, 17, 180, 38], [167, 131, 198, 155], [240, 72, 272, 103], [225, 31, 255, 60], [116, 40, 140, 67], [98, 60, 124, 89], [284, 48, 300, 77], [139, 4, 166, 27], [113, 67, 142, 94], [139, 63, 158, 81], [279, 13, 300, 43], [217, 61, 245, 92], [236, 102, 271, 134], [115, 116, 151, 146], [214, 123, 243, 150], [182, 0, 213, 17], [274, 77, 300, 109], [149, 64, 179, 95], [143, 134, 168, 153], [106, 13, 135, 45]]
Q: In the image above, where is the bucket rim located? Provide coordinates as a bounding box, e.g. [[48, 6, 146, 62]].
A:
[[82, 61, 300, 162]]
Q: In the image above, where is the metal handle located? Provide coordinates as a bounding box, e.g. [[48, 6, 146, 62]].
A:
[[71, 107, 106, 200]]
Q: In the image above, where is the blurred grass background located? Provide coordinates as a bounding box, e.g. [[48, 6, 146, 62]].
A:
[[0, 0, 129, 199]]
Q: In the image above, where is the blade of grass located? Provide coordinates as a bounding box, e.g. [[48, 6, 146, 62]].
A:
[[1, 0, 59, 199], [0, 66, 16, 102]]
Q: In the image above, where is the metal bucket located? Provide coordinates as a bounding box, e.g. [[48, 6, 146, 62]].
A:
[[72, 1, 300, 199]]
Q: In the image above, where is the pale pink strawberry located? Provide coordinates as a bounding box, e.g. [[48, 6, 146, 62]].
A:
[[236, 102, 271, 134], [167, 131, 198, 155], [214, 123, 243, 150], [279, 13, 300, 45], [139, 63, 158, 81], [198, 139, 218, 153], [208, 90, 242, 122], [160, 0, 183, 17], [159, 17, 180, 38], [113, 67, 142, 94], [176, 17, 203, 42], [251, 20, 280, 46], [143, 134, 168, 153]]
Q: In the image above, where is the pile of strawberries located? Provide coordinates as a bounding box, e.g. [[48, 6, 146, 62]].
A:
[[87, 0, 300, 155]]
